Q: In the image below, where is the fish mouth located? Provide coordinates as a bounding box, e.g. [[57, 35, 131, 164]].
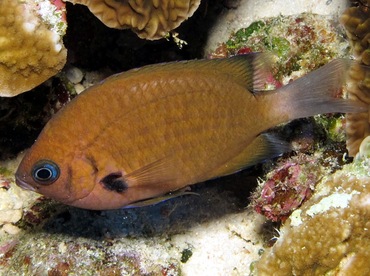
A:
[[15, 175, 36, 192]]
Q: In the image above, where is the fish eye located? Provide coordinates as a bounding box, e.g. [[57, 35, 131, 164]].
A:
[[32, 160, 60, 185]]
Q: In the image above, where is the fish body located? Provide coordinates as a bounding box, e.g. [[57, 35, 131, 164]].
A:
[[15, 53, 366, 210]]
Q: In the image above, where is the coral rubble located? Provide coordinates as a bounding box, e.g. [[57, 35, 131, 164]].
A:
[[65, 0, 201, 40], [0, 0, 67, 97], [0, 181, 264, 275]]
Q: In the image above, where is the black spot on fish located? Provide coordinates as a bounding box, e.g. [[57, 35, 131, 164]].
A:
[[100, 172, 128, 193]]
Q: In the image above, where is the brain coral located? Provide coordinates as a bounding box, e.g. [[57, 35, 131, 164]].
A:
[[255, 140, 370, 275], [341, 0, 370, 156], [340, 0, 370, 60], [65, 0, 201, 40], [0, 0, 67, 97]]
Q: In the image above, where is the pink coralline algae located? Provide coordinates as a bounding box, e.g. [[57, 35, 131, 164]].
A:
[[252, 154, 323, 222]]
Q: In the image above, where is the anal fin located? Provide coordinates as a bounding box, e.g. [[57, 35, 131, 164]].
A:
[[123, 187, 198, 208]]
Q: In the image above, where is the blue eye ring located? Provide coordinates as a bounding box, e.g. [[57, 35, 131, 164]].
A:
[[32, 160, 60, 185]]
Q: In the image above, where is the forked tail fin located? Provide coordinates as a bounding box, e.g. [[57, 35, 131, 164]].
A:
[[278, 59, 367, 121]]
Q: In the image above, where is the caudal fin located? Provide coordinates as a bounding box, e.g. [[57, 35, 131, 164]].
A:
[[279, 59, 367, 121]]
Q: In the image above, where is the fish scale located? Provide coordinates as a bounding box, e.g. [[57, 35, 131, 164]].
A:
[[15, 54, 367, 209], [92, 88, 245, 181]]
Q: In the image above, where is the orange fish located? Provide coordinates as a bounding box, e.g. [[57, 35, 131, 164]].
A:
[[15, 53, 366, 210]]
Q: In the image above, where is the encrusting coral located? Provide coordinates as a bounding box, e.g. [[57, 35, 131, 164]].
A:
[[340, 0, 370, 155], [65, 0, 201, 40], [254, 138, 370, 275], [0, 0, 67, 97]]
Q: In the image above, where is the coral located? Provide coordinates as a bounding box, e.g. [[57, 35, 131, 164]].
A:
[[0, 0, 67, 97], [254, 139, 370, 275], [340, 1, 370, 60], [341, 1, 370, 156], [65, 0, 201, 40], [345, 63, 370, 156]]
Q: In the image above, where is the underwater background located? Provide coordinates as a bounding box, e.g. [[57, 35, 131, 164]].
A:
[[0, 0, 370, 275]]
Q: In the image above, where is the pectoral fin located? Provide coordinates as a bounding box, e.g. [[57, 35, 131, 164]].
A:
[[125, 157, 177, 188], [99, 157, 178, 195]]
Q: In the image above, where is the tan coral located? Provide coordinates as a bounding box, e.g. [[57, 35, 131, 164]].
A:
[[345, 63, 370, 156], [255, 141, 370, 275], [340, 1, 370, 156], [341, 3, 370, 59], [0, 0, 67, 97], [65, 0, 201, 40]]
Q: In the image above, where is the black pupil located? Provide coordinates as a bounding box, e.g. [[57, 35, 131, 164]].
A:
[[32, 160, 60, 185], [36, 168, 52, 180]]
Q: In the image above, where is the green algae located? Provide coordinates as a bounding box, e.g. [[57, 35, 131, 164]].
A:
[[265, 37, 290, 58], [227, 20, 266, 48]]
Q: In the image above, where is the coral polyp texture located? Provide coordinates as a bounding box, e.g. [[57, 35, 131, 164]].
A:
[[345, 63, 370, 156], [255, 145, 370, 275], [65, 0, 201, 40], [0, 0, 67, 97], [340, 0, 370, 61], [340, 1, 370, 156]]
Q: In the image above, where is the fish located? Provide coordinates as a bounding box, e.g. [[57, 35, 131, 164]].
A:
[[15, 53, 367, 210]]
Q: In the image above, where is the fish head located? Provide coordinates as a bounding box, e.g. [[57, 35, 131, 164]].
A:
[[14, 139, 104, 208], [15, 143, 151, 210], [15, 151, 74, 203]]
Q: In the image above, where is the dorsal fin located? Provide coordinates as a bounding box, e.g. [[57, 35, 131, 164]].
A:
[[201, 52, 276, 92], [115, 52, 275, 92]]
